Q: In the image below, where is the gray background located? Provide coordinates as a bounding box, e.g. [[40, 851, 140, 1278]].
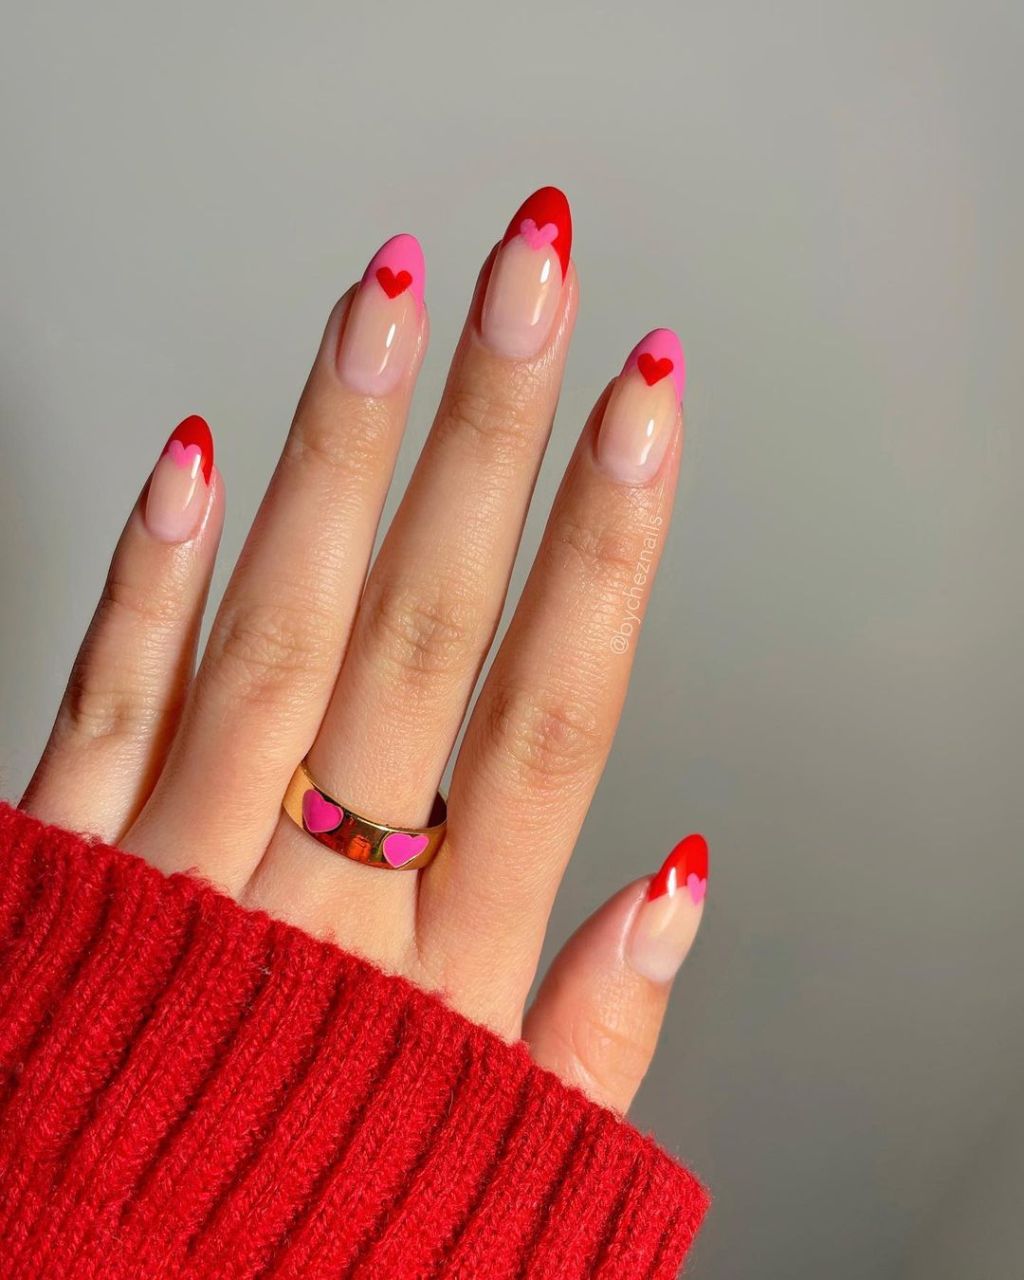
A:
[[1, 2, 1022, 1276]]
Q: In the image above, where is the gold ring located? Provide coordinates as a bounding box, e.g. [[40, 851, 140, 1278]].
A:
[[282, 760, 446, 870]]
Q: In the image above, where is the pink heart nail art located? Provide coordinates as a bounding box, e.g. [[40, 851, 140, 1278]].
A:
[[686, 872, 707, 905], [166, 440, 204, 470], [381, 830, 429, 868], [302, 789, 343, 834], [519, 217, 558, 250]]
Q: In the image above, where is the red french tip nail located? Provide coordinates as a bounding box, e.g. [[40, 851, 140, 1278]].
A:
[[499, 185, 572, 281], [648, 834, 709, 903], [162, 415, 214, 485]]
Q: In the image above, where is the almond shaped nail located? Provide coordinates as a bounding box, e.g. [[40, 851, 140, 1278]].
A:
[[596, 329, 685, 485], [480, 186, 572, 359], [337, 233, 425, 396], [626, 833, 708, 984], [144, 415, 214, 544]]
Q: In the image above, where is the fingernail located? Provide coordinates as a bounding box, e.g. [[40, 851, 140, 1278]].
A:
[[626, 834, 708, 983], [144, 415, 214, 544], [337, 233, 426, 396], [595, 329, 685, 484], [480, 186, 572, 359]]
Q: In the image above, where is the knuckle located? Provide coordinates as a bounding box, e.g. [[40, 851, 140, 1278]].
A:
[[62, 666, 161, 747], [547, 514, 641, 589], [284, 402, 392, 486], [99, 566, 183, 633], [204, 595, 335, 707], [59, 573, 181, 745], [361, 577, 481, 685], [569, 1007, 655, 1100], [436, 382, 538, 466], [483, 681, 603, 790]]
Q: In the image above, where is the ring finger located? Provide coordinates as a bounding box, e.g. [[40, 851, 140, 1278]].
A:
[[420, 329, 687, 1029]]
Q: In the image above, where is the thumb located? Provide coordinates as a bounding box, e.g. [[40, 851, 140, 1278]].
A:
[[523, 834, 708, 1114]]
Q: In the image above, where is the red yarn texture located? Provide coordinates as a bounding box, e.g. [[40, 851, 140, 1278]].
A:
[[0, 803, 709, 1277]]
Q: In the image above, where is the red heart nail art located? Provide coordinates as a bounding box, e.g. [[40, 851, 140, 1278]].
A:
[[375, 267, 413, 299], [637, 353, 674, 386]]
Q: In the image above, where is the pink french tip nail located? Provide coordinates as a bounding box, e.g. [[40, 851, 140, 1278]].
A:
[[337, 233, 426, 396], [362, 233, 426, 311], [480, 186, 572, 359], [595, 329, 685, 485], [144, 415, 214, 544], [624, 328, 686, 403], [625, 834, 708, 984]]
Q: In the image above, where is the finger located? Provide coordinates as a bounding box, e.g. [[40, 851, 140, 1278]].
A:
[[249, 191, 575, 946], [420, 330, 686, 1025], [526, 835, 708, 1113], [20, 416, 223, 841], [128, 236, 428, 887], [310, 189, 573, 826]]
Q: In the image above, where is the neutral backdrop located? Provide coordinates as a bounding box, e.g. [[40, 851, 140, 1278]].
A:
[[2, 2, 1022, 1276]]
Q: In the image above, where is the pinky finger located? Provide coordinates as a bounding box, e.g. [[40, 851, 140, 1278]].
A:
[[524, 835, 708, 1114], [20, 416, 223, 841]]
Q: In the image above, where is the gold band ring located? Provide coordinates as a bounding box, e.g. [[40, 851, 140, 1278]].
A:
[[282, 760, 446, 870]]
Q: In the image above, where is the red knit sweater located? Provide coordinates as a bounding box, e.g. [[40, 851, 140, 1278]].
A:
[[0, 802, 708, 1278]]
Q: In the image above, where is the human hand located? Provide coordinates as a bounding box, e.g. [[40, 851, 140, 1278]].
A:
[[21, 187, 707, 1115]]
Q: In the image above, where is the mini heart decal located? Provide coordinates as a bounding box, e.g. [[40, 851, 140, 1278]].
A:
[[686, 872, 707, 905], [637, 352, 674, 386], [381, 830, 429, 868], [302, 788, 343, 834], [165, 440, 203, 470], [501, 189, 572, 278], [163, 415, 214, 484], [376, 266, 413, 299], [519, 218, 559, 250]]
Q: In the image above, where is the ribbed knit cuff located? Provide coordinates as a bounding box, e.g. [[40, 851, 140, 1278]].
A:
[[0, 802, 708, 1278]]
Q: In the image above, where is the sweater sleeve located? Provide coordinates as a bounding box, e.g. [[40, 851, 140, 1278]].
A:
[[0, 802, 709, 1279]]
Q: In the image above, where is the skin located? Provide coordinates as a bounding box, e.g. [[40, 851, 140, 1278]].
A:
[[21, 221, 700, 1115]]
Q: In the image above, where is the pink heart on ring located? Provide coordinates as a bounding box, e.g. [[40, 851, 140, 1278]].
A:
[[381, 830, 429, 868], [519, 217, 558, 250], [686, 873, 707, 905], [302, 788, 343, 834]]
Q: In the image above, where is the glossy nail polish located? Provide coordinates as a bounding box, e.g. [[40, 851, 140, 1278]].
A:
[[626, 834, 708, 983], [337, 234, 425, 396], [144, 415, 214, 543], [596, 329, 685, 484], [480, 186, 572, 359]]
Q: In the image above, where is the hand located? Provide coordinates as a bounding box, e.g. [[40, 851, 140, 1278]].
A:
[[21, 188, 706, 1115]]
